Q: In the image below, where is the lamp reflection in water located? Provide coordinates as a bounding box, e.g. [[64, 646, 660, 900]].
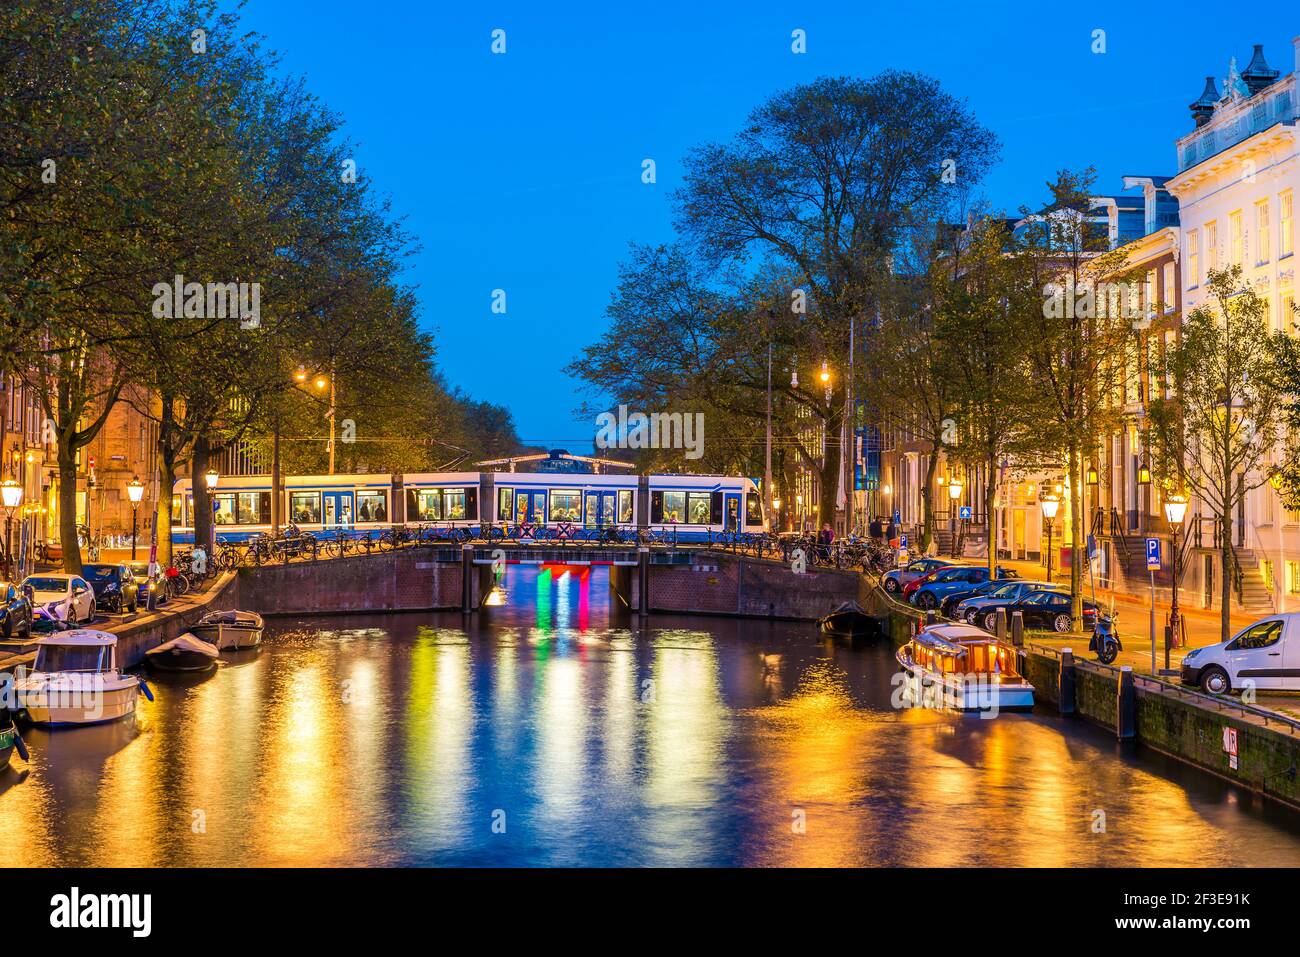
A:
[[401, 627, 473, 858]]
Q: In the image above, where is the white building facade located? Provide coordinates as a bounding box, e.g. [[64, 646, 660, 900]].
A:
[[1166, 39, 1300, 613]]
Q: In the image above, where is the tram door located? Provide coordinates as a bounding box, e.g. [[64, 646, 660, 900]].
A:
[[585, 491, 616, 527], [724, 493, 741, 532], [514, 490, 547, 524], [322, 490, 355, 528]]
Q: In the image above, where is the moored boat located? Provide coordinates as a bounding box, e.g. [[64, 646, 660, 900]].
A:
[[818, 601, 879, 640], [192, 610, 264, 651], [145, 632, 220, 672], [0, 719, 28, 767], [14, 630, 148, 727], [895, 622, 1035, 712]]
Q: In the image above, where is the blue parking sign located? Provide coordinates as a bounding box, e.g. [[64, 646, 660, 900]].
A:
[[1145, 537, 1161, 571], [899, 534, 908, 549]]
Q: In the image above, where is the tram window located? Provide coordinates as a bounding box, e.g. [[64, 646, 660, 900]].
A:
[[687, 492, 711, 524], [746, 493, 762, 525], [212, 494, 234, 525], [356, 491, 387, 522], [289, 491, 322, 524], [172, 495, 185, 524], [618, 490, 633, 523], [444, 489, 466, 520], [662, 491, 686, 523], [497, 487, 512, 522], [550, 490, 581, 522]]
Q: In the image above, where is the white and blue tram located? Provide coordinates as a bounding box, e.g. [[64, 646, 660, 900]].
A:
[[172, 471, 766, 544]]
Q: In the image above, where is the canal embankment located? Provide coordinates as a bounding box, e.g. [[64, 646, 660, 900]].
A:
[[862, 579, 1300, 811], [0, 571, 241, 673]]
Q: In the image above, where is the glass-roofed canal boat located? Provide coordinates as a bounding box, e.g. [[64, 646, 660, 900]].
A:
[[896, 622, 1035, 713]]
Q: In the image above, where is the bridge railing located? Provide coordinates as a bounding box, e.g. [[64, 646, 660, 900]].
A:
[[197, 525, 891, 575]]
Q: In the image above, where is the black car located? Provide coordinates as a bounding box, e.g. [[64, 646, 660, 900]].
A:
[[976, 589, 1099, 634], [0, 582, 33, 640], [81, 563, 140, 615]]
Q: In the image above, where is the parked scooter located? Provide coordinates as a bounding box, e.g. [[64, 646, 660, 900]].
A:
[[1089, 607, 1122, 664]]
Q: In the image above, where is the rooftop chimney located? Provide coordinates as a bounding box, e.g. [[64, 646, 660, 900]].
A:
[[1242, 44, 1280, 94], [1190, 76, 1219, 127]]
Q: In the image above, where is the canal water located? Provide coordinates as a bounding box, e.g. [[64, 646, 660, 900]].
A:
[[3, 565, 1300, 867]]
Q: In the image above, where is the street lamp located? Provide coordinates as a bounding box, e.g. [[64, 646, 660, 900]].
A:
[[1, 480, 22, 580], [203, 468, 219, 560], [1041, 493, 1060, 583], [1086, 462, 1099, 486], [1164, 493, 1189, 667], [127, 476, 144, 561]]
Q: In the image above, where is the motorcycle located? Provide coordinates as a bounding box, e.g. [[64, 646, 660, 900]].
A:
[[1089, 608, 1122, 664]]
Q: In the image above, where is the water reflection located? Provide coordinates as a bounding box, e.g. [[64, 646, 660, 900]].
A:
[[0, 564, 1299, 866]]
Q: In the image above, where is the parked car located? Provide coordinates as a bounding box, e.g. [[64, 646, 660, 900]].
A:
[[901, 563, 969, 600], [20, 573, 96, 625], [0, 582, 33, 640], [909, 565, 1021, 611], [976, 589, 1098, 634], [880, 557, 950, 594], [1180, 613, 1300, 695], [81, 563, 140, 615], [953, 580, 1065, 623], [126, 561, 167, 607]]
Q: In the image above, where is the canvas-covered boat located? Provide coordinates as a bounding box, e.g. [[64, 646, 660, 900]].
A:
[[0, 719, 28, 767], [895, 622, 1035, 712], [145, 632, 220, 672], [14, 630, 148, 726], [192, 610, 263, 651]]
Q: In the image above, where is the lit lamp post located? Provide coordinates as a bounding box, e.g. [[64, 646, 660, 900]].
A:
[[771, 497, 781, 533], [1164, 493, 1189, 668], [204, 467, 219, 560], [796, 493, 804, 533], [948, 477, 963, 556], [127, 476, 144, 561], [1041, 493, 1060, 583], [1, 480, 22, 580]]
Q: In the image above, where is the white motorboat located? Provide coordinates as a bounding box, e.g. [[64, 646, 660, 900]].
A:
[[895, 622, 1035, 713], [191, 610, 264, 651], [14, 630, 148, 727]]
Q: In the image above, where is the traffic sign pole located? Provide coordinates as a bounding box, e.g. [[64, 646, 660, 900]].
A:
[[1145, 538, 1162, 675]]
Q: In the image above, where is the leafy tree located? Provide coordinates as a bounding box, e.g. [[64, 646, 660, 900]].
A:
[[671, 73, 998, 527], [1149, 266, 1285, 642]]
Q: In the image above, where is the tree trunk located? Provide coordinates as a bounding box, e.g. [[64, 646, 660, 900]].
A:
[[921, 452, 939, 551], [985, 452, 998, 577], [57, 441, 81, 573], [1221, 501, 1233, 645], [154, 397, 178, 568], [192, 434, 212, 561]]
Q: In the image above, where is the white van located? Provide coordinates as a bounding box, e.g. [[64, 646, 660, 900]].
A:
[[1180, 613, 1300, 694]]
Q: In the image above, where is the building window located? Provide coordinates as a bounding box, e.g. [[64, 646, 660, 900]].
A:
[[1282, 191, 1295, 259], [1283, 292, 1297, 335], [1206, 221, 1219, 273], [1229, 211, 1242, 267], [1288, 560, 1300, 595], [1187, 229, 1200, 288], [1162, 262, 1176, 312], [1257, 200, 1271, 264]]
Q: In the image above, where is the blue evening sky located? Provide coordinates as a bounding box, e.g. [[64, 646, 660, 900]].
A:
[[227, 0, 1299, 446]]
